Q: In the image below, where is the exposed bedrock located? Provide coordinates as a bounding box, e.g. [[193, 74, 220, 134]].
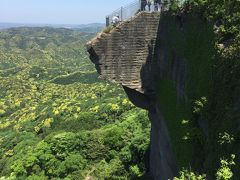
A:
[[86, 11, 217, 179], [86, 12, 160, 93], [87, 12, 179, 179]]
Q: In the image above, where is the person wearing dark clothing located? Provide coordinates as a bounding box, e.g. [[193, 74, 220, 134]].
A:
[[154, 0, 158, 11], [154, 0, 161, 11], [141, 0, 147, 11], [147, 0, 153, 11]]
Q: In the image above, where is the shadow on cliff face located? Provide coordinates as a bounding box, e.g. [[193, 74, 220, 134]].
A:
[[140, 40, 156, 99], [87, 47, 102, 74], [140, 13, 187, 102], [142, 10, 229, 179], [139, 12, 183, 180], [123, 86, 152, 111]]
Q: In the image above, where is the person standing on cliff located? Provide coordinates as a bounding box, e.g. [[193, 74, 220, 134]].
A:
[[154, 0, 161, 11], [147, 0, 153, 11], [141, 0, 147, 11], [112, 14, 120, 26]]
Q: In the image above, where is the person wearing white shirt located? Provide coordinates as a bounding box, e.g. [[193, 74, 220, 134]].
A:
[[112, 15, 120, 26]]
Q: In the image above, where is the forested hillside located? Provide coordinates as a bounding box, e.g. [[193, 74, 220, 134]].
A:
[[0, 27, 150, 179]]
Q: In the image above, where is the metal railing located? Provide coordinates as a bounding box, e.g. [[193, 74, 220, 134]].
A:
[[105, 0, 188, 26], [106, 0, 141, 26]]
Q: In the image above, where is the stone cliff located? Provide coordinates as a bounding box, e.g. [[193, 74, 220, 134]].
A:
[[87, 12, 179, 179], [87, 12, 160, 93], [87, 11, 239, 179]]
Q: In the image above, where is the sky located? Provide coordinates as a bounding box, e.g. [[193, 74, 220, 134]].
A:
[[0, 0, 135, 24]]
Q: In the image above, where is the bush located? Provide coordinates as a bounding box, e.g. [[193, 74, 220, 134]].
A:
[[103, 25, 114, 34], [174, 169, 206, 180], [216, 155, 235, 180]]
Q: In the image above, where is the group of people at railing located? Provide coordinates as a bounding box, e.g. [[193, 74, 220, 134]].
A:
[[140, 0, 162, 12], [108, 0, 164, 26]]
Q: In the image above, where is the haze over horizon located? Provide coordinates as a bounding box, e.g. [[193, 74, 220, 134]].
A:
[[0, 0, 135, 24]]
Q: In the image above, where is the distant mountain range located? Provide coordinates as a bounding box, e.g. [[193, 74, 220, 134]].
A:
[[0, 22, 105, 33]]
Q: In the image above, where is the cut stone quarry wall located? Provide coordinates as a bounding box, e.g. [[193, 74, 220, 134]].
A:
[[86, 12, 160, 93]]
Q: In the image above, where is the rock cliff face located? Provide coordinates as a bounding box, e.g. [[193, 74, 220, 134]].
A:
[[87, 12, 179, 179], [87, 11, 218, 179], [86, 12, 160, 93]]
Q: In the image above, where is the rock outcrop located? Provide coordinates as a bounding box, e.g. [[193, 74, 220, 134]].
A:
[[86, 12, 160, 93], [87, 11, 219, 179], [87, 12, 179, 180]]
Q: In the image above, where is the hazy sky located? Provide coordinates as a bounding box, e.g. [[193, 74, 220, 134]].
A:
[[0, 0, 135, 24]]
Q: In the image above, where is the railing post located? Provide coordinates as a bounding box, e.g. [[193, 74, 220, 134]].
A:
[[121, 6, 123, 21], [106, 16, 109, 27]]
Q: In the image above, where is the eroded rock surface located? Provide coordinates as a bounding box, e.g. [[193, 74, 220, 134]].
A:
[[86, 12, 160, 93]]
